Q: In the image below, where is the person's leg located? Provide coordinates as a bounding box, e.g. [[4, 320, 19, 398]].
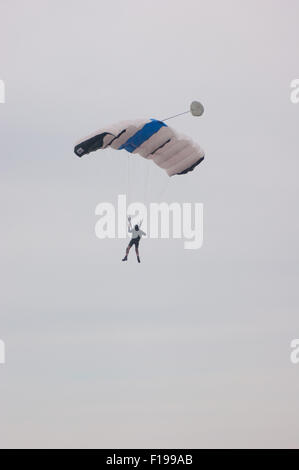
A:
[[122, 244, 131, 261], [135, 245, 140, 263]]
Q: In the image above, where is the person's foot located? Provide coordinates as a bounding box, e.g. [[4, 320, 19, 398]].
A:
[[137, 256, 140, 263], [122, 256, 127, 261]]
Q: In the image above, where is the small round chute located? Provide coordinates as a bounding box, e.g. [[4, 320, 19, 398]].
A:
[[190, 101, 204, 116]]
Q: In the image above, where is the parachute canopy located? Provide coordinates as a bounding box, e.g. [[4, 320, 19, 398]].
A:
[[74, 118, 204, 177]]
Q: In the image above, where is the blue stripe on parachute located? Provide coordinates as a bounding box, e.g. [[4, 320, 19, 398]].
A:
[[118, 119, 167, 153]]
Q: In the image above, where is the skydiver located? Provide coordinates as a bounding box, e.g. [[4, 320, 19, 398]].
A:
[[122, 216, 146, 263]]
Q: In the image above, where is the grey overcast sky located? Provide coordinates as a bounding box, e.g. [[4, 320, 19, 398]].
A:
[[0, 0, 299, 448]]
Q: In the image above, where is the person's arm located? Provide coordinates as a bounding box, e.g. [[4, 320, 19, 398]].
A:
[[128, 217, 132, 233], [139, 229, 146, 236]]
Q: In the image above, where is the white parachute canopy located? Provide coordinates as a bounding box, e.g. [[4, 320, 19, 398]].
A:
[[74, 101, 205, 176]]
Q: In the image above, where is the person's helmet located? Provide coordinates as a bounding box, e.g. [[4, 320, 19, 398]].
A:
[[135, 224, 139, 230]]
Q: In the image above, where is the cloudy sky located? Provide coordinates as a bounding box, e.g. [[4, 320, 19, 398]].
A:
[[0, 0, 298, 448]]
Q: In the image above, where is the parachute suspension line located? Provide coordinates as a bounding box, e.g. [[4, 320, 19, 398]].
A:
[[157, 178, 170, 201], [144, 162, 151, 209], [162, 110, 190, 122], [127, 154, 131, 212]]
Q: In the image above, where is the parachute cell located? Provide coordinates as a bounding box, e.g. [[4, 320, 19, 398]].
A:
[[74, 118, 204, 176]]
